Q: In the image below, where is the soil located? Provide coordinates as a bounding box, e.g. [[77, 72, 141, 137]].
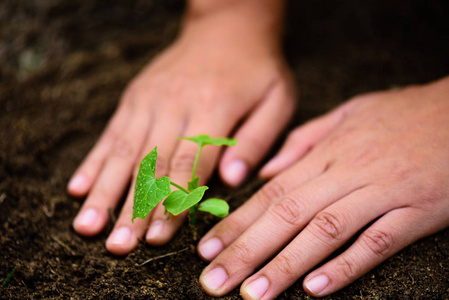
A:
[[1, 0, 448, 299]]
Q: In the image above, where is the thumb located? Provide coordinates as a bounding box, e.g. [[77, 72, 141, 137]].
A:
[[259, 101, 351, 179]]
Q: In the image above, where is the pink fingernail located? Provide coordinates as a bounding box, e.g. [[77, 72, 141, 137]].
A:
[[75, 208, 97, 227], [68, 174, 87, 192], [306, 274, 329, 295], [244, 277, 269, 299], [199, 238, 223, 261], [146, 220, 164, 240], [108, 227, 131, 245], [225, 160, 247, 187], [202, 267, 228, 291]]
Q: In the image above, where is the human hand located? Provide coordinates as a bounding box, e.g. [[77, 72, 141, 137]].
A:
[[67, 7, 295, 255], [197, 77, 449, 298]]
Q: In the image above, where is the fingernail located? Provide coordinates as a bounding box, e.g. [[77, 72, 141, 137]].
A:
[[306, 274, 329, 295], [224, 160, 247, 187], [146, 220, 164, 240], [202, 267, 228, 291], [75, 208, 98, 227], [244, 277, 269, 299], [198, 238, 223, 260], [68, 174, 87, 191], [108, 227, 131, 245]]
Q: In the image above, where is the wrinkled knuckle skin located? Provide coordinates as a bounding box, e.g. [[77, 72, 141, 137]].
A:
[[353, 146, 381, 169], [338, 256, 358, 283], [92, 184, 114, 201], [257, 181, 286, 207], [275, 252, 300, 277], [387, 161, 413, 183], [111, 138, 136, 159], [170, 153, 197, 173], [310, 211, 345, 243], [361, 229, 394, 257], [270, 197, 303, 227], [228, 242, 256, 267], [214, 217, 241, 238]]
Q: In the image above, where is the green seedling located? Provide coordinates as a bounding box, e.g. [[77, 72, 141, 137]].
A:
[[132, 134, 236, 224], [1, 266, 17, 288]]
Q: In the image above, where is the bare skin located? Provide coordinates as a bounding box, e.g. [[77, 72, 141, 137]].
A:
[[198, 76, 449, 299], [67, 0, 294, 255]]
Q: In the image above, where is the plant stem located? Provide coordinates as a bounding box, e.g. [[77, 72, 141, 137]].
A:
[[2, 266, 17, 288], [189, 205, 198, 225], [191, 144, 203, 182], [170, 181, 189, 194]]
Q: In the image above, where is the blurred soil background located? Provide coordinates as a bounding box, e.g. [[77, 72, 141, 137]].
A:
[[1, 0, 448, 299]]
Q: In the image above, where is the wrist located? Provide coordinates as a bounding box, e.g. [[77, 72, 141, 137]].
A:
[[180, 0, 285, 51]]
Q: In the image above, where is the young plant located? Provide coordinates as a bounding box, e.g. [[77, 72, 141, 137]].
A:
[[132, 135, 236, 224]]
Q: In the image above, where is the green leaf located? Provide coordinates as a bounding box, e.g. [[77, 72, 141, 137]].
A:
[[180, 134, 237, 147], [198, 198, 229, 218], [188, 177, 199, 192], [132, 147, 171, 221], [163, 186, 208, 215]]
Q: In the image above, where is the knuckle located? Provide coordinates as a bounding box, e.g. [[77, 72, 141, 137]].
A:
[[353, 146, 381, 169], [387, 161, 412, 183], [101, 127, 119, 145], [214, 215, 242, 237], [309, 211, 346, 242], [269, 196, 303, 227], [274, 252, 301, 277], [326, 125, 356, 148], [228, 241, 255, 266], [257, 180, 286, 207], [111, 138, 136, 159], [361, 228, 394, 257], [338, 256, 358, 283], [170, 152, 197, 174], [194, 85, 231, 114], [92, 184, 113, 201]]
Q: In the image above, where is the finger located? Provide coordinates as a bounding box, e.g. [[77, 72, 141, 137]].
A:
[[199, 169, 367, 297], [67, 103, 130, 197], [106, 110, 184, 255], [259, 103, 349, 179], [303, 208, 423, 297], [146, 111, 234, 244], [220, 82, 296, 187], [73, 109, 151, 236], [198, 149, 331, 262], [239, 185, 385, 299]]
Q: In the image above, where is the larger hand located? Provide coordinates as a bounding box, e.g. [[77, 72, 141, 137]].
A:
[[67, 6, 295, 255], [198, 77, 449, 298]]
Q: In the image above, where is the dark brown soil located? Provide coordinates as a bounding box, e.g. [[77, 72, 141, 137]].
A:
[[1, 0, 448, 299]]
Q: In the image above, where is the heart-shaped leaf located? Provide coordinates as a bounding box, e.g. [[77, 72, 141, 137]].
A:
[[132, 147, 171, 221]]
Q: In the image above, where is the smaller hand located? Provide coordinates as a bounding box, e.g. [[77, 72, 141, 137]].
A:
[[197, 77, 449, 299], [67, 14, 295, 255]]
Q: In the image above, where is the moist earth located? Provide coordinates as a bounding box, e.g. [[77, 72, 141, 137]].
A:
[[1, 0, 448, 299]]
